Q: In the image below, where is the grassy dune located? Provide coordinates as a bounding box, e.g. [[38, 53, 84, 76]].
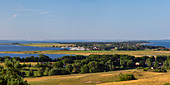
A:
[[1, 50, 170, 57], [24, 69, 170, 85]]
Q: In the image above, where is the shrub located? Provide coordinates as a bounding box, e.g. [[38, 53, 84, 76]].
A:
[[119, 74, 136, 81], [22, 63, 27, 67], [27, 63, 31, 68], [164, 83, 170, 85], [143, 67, 149, 71], [44, 67, 50, 76], [136, 67, 144, 70], [48, 68, 69, 76], [38, 68, 44, 76], [28, 69, 34, 76], [34, 62, 40, 68], [48, 68, 56, 76], [153, 68, 167, 73]]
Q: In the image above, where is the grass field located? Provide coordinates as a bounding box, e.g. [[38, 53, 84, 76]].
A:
[[20, 43, 75, 47], [24, 69, 170, 85], [1, 50, 170, 57]]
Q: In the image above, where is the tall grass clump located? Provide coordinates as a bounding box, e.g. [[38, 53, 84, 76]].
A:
[[119, 73, 136, 81]]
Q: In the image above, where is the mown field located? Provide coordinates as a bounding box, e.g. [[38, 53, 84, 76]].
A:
[[24, 69, 170, 85], [1, 50, 170, 57]]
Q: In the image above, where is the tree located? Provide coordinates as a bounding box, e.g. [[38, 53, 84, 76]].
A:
[[0, 59, 29, 85], [28, 69, 34, 76], [142, 56, 149, 61], [127, 60, 135, 67], [120, 60, 126, 68], [88, 61, 103, 73], [146, 58, 152, 68], [156, 56, 167, 63], [44, 67, 50, 76], [72, 63, 81, 73], [38, 68, 44, 76], [154, 61, 159, 68], [48, 68, 56, 76], [38, 54, 51, 62], [106, 60, 115, 70], [22, 63, 27, 67], [62, 58, 73, 64], [53, 61, 63, 68], [150, 56, 155, 62], [80, 65, 89, 73], [65, 64, 73, 73], [35, 62, 40, 68], [139, 61, 145, 67], [163, 60, 170, 69], [27, 63, 32, 68], [0, 57, 3, 62]]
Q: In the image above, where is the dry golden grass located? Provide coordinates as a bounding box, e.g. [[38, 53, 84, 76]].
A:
[[0, 62, 5, 67], [24, 69, 170, 85], [0, 62, 37, 67], [98, 72, 170, 85], [20, 62, 37, 66], [1, 50, 170, 57]]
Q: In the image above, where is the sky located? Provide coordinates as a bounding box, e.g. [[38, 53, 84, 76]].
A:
[[0, 0, 170, 40]]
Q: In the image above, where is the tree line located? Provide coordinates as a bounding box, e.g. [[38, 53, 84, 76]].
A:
[[0, 54, 170, 84], [58, 41, 168, 51]]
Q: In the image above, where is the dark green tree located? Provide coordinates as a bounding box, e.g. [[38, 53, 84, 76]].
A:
[[65, 64, 73, 73], [154, 61, 159, 68], [53, 61, 63, 68], [80, 65, 89, 73], [0, 59, 29, 85], [139, 61, 146, 67], [150, 56, 155, 62], [28, 69, 34, 76], [38, 54, 51, 62], [163, 60, 170, 69], [88, 61, 103, 73], [146, 58, 152, 68], [38, 68, 44, 76]]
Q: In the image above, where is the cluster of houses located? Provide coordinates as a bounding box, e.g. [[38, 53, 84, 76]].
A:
[[69, 47, 89, 51], [135, 58, 164, 70]]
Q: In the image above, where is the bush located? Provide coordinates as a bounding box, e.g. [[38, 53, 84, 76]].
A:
[[153, 68, 167, 73], [38, 68, 44, 76], [119, 74, 136, 81], [44, 67, 50, 76], [164, 83, 170, 85], [48, 68, 56, 76], [48, 68, 69, 76], [27, 63, 31, 68], [136, 67, 144, 70], [143, 67, 149, 71], [22, 63, 27, 67], [28, 69, 34, 76]]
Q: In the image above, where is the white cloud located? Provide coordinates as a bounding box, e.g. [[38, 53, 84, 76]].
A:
[[9, 14, 17, 21], [11, 7, 54, 19], [12, 14, 17, 18]]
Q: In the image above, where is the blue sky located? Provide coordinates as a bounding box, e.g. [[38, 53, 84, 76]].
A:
[[0, 0, 170, 40]]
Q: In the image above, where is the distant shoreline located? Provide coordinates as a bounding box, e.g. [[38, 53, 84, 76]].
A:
[[141, 42, 153, 45]]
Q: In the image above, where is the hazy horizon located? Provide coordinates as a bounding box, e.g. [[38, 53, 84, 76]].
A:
[[0, 0, 170, 40]]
